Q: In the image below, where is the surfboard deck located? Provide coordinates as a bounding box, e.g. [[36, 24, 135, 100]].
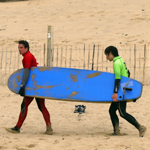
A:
[[7, 67, 142, 103]]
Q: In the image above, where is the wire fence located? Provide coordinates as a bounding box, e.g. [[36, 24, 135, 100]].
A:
[[0, 44, 150, 85]]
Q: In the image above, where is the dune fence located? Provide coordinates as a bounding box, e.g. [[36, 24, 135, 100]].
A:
[[0, 44, 46, 86], [0, 44, 150, 86]]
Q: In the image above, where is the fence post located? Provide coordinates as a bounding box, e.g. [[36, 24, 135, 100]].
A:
[[96, 44, 99, 71], [134, 44, 136, 79], [83, 44, 85, 69], [143, 44, 146, 84], [92, 44, 95, 70], [43, 43, 46, 66], [47, 26, 54, 67]]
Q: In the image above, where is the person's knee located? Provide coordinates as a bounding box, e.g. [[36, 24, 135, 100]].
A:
[[21, 101, 25, 111], [36, 98, 42, 112], [109, 107, 115, 116], [119, 111, 126, 118], [37, 103, 42, 112]]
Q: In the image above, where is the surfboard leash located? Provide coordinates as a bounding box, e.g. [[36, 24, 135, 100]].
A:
[[123, 78, 132, 101]]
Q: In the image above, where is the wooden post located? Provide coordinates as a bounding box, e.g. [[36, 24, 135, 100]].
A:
[[0, 47, 3, 85], [78, 47, 80, 69], [91, 44, 95, 70], [56, 44, 58, 67], [134, 44, 136, 79], [88, 44, 90, 70], [138, 45, 141, 82], [83, 44, 85, 69], [0, 47, 3, 69], [96, 44, 99, 71], [9, 48, 12, 78], [129, 45, 131, 74], [65, 45, 67, 68], [75, 46, 77, 68], [18, 48, 20, 69], [4, 47, 7, 85], [14, 51, 16, 72], [70, 45, 72, 68], [43, 43, 46, 66], [61, 44, 63, 67], [148, 45, 150, 84], [102, 46, 104, 71], [47, 26, 54, 67], [143, 44, 146, 84]]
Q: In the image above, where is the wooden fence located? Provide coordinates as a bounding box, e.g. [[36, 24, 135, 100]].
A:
[[0, 44, 150, 85], [0, 44, 46, 85]]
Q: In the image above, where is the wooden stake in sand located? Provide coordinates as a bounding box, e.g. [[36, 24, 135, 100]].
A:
[[9, 48, 12, 79], [4, 47, 8, 85], [43, 43, 46, 66], [65, 45, 67, 68], [83, 44, 85, 69], [47, 26, 54, 67], [91, 44, 95, 70], [134, 44, 136, 79], [0, 47, 3, 85], [56, 44, 58, 67], [143, 44, 146, 84], [96, 44, 100, 71], [87, 44, 90, 70], [70, 45, 72, 68], [61, 44, 63, 67]]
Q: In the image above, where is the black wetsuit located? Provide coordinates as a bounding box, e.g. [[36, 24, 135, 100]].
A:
[[110, 56, 140, 132]]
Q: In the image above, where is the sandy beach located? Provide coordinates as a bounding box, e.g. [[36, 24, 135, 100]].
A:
[[0, 85, 150, 150], [0, 0, 150, 150], [0, 0, 150, 46]]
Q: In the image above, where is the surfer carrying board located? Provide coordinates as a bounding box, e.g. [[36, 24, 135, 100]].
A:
[[5, 40, 53, 135], [104, 46, 146, 137]]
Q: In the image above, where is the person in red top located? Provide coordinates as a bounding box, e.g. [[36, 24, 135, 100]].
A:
[[5, 40, 53, 135]]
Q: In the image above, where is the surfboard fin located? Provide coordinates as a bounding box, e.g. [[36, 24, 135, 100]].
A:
[[123, 87, 132, 91]]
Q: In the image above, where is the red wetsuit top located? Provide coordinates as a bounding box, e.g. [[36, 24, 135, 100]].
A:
[[22, 51, 38, 69]]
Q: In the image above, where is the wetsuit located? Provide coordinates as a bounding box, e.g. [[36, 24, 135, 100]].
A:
[[16, 51, 51, 128], [109, 56, 140, 132]]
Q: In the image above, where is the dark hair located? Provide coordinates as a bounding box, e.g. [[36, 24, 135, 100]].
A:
[[18, 40, 30, 51], [104, 46, 119, 57]]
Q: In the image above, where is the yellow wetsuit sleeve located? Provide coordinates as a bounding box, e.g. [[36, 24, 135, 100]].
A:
[[113, 62, 121, 79]]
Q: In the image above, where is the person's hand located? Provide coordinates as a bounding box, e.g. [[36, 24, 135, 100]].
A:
[[18, 85, 25, 97], [112, 93, 118, 102]]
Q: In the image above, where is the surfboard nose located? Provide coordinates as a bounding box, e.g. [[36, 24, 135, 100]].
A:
[[8, 69, 24, 93]]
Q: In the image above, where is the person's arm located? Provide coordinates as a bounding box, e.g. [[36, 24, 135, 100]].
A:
[[112, 62, 121, 102], [18, 54, 33, 96], [18, 68, 30, 96], [114, 79, 121, 93]]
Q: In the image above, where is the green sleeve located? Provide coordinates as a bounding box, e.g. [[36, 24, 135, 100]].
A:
[[113, 62, 121, 79]]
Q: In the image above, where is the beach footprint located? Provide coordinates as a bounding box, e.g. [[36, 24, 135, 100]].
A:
[[27, 144, 36, 148]]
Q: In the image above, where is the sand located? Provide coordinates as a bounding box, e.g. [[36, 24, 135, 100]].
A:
[[0, 0, 150, 46], [0, 0, 150, 150], [0, 86, 150, 150]]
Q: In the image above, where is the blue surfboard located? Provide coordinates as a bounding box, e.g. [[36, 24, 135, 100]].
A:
[[7, 67, 142, 103]]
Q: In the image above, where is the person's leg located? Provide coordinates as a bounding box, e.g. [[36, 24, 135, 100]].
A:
[[118, 101, 147, 137], [5, 96, 34, 133], [109, 102, 120, 135], [16, 97, 34, 128], [35, 98, 53, 135]]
